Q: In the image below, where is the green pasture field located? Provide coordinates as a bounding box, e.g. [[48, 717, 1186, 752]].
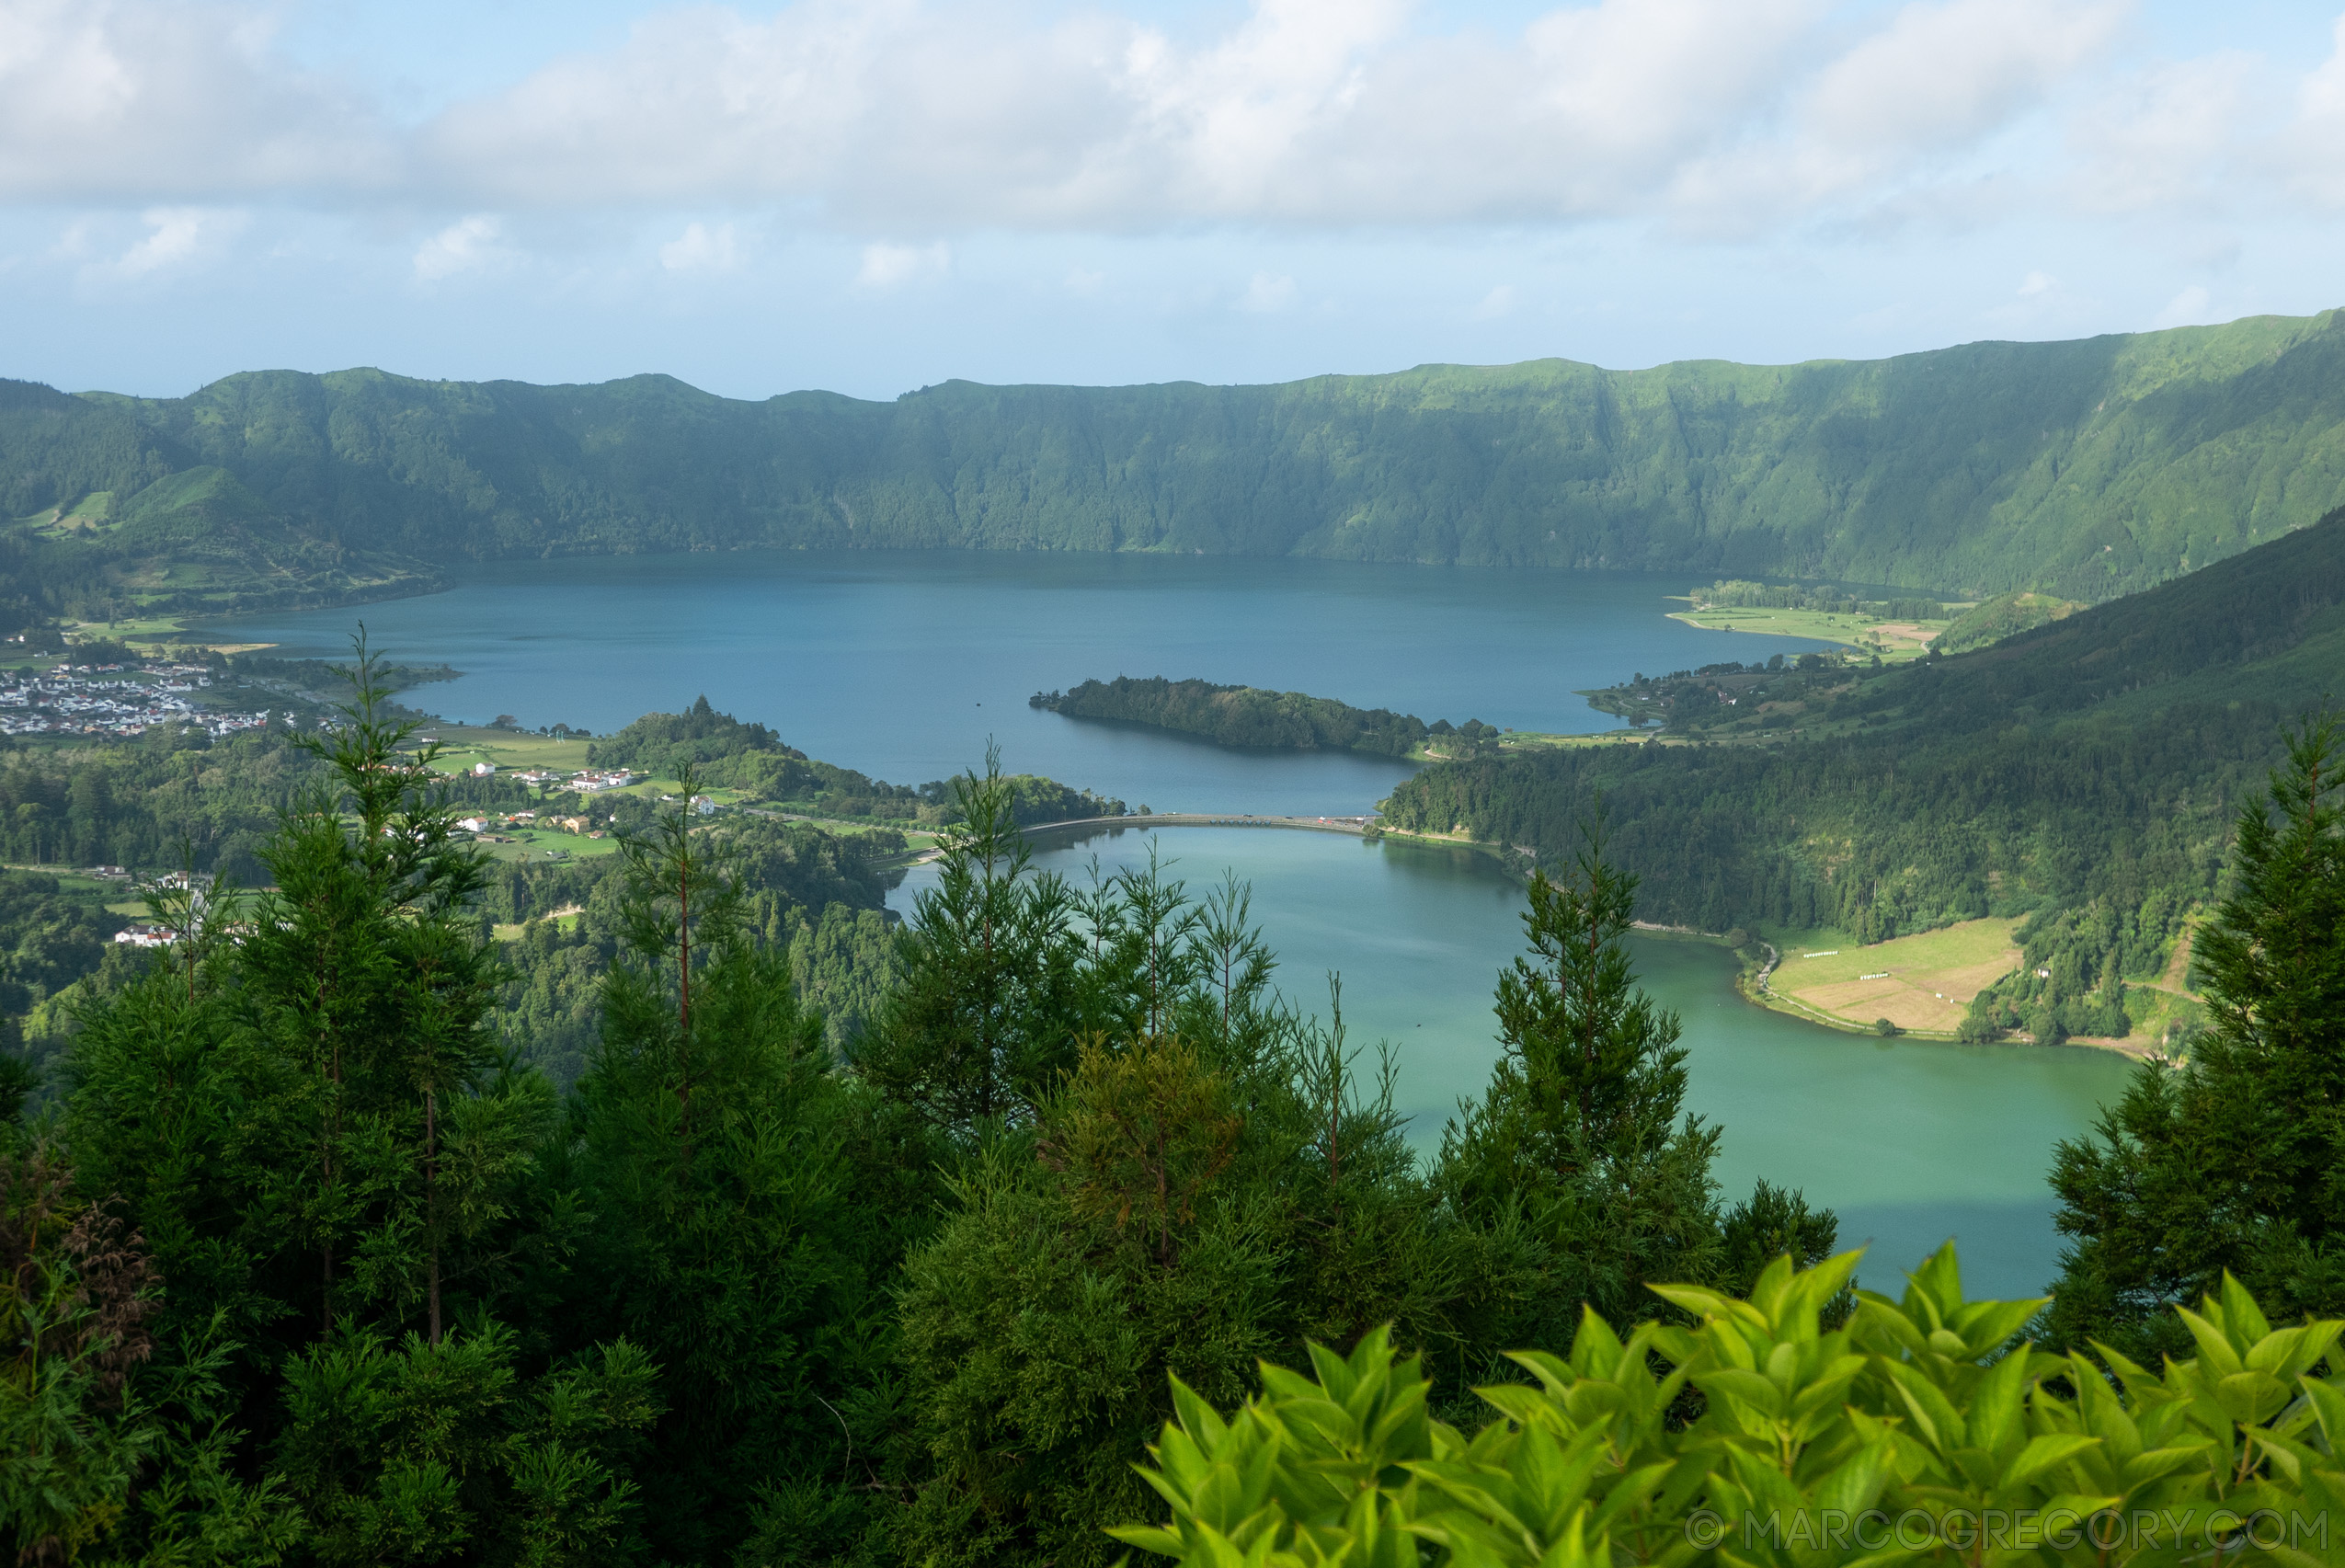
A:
[[1409, 728, 1659, 762], [478, 829, 623, 864], [418, 725, 596, 775], [1665, 603, 1956, 662], [491, 905, 585, 942]]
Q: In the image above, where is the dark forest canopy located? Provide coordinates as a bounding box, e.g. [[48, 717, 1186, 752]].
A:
[[1033, 676, 1500, 758], [1383, 502, 2345, 1014], [12, 309, 2345, 619]]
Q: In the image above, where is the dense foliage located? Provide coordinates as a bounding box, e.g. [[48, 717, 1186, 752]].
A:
[[1034, 677, 1473, 759], [1115, 1252, 2345, 1568], [3, 677, 1861, 1564], [482, 813, 905, 1085], [0, 704, 912, 1090], [862, 767, 1832, 1568], [15, 311, 2345, 619], [1693, 580, 1944, 618], [1958, 898, 2173, 1046]]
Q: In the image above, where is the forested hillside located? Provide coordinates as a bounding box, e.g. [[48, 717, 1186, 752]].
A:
[[11, 309, 2345, 617], [1382, 503, 2345, 1035], [590, 695, 1131, 822]]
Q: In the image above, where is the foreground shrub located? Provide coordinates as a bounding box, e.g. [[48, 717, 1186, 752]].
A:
[[1115, 1246, 2345, 1567]]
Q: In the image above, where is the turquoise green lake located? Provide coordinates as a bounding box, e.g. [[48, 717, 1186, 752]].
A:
[[896, 824, 2131, 1300], [209, 549, 2133, 1299]]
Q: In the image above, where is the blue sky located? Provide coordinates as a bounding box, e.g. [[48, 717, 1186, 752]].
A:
[[3, 0, 2341, 400]]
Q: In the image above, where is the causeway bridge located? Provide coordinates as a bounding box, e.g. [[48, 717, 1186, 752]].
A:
[[1024, 812, 1376, 836]]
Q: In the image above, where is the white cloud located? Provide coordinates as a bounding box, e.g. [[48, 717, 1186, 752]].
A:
[[2018, 270, 2054, 296], [2065, 52, 2259, 216], [77, 205, 245, 282], [1804, 0, 2126, 154], [414, 214, 508, 281], [2151, 283, 2214, 328], [1064, 266, 1105, 296], [1470, 284, 1516, 319], [855, 241, 949, 289], [1237, 270, 1296, 312], [116, 207, 217, 276], [659, 221, 744, 273], [2277, 14, 2345, 208], [0, 0, 387, 200], [5, 0, 2345, 248]]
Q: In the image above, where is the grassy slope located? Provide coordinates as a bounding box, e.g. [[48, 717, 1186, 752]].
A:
[[6, 308, 2345, 601], [1934, 592, 2084, 654], [1665, 603, 1951, 660]]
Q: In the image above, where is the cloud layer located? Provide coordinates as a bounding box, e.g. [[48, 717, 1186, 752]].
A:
[[8, 0, 2344, 239]]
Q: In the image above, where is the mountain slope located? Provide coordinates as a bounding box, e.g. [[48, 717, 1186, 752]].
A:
[[9, 309, 2345, 608]]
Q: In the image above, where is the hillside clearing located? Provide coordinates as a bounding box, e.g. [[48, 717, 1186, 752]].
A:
[[1766, 918, 2021, 1036], [1666, 603, 1952, 660]]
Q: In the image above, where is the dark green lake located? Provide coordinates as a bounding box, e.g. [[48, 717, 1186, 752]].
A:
[[211, 549, 2133, 1298]]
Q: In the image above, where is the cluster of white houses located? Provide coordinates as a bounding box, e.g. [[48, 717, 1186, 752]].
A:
[[0, 662, 273, 739], [500, 765, 642, 792], [456, 809, 606, 838]]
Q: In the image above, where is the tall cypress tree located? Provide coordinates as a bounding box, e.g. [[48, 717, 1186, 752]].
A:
[[57, 635, 566, 1563]]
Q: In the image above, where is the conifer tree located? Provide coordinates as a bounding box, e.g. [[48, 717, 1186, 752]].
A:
[[232, 633, 504, 1341], [856, 747, 1093, 1133], [2049, 715, 2345, 1357], [559, 778, 905, 1564], [1436, 820, 1837, 1346], [55, 634, 542, 1562], [1438, 821, 1727, 1340]]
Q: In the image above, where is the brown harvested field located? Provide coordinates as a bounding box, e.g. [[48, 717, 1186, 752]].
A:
[[1870, 621, 1939, 651], [1769, 918, 2021, 1035]]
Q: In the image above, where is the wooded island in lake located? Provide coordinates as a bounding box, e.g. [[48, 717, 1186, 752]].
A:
[[1032, 675, 1504, 758]]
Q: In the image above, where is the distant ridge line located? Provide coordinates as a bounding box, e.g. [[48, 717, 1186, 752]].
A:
[[12, 306, 2345, 612]]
